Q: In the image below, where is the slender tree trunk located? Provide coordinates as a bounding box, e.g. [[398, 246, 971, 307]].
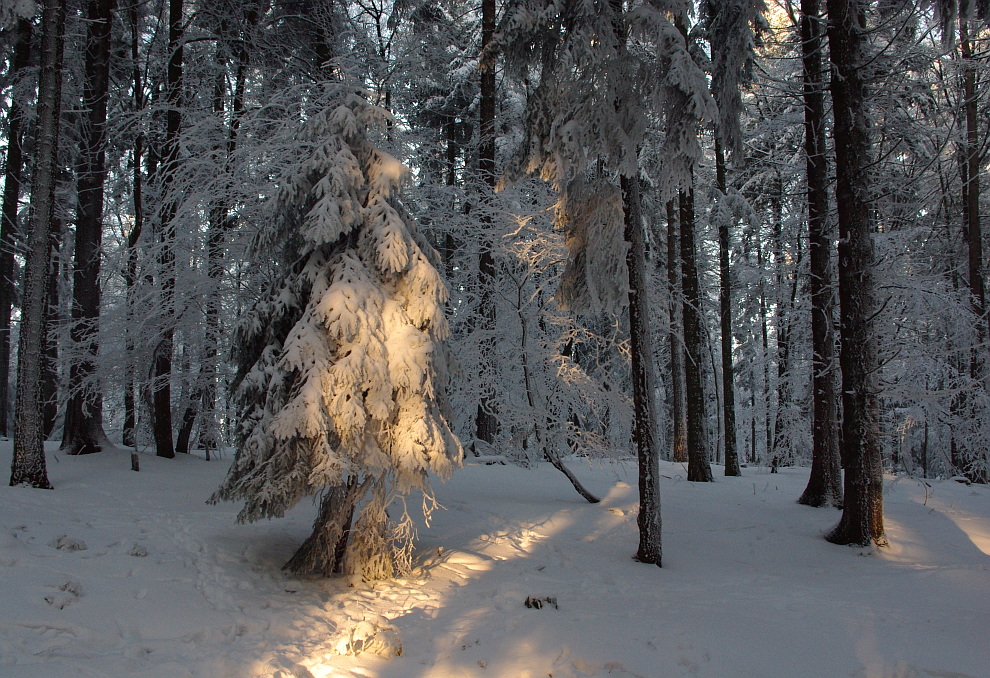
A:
[[680, 186, 713, 482], [666, 200, 688, 463], [515, 279, 599, 503], [42, 231, 62, 440], [825, 0, 885, 547], [10, 0, 65, 489], [767, 173, 787, 467], [799, 0, 842, 507], [153, 0, 184, 459], [961, 18, 986, 382], [62, 0, 116, 455], [0, 18, 33, 439], [623, 176, 662, 565], [123, 0, 145, 449], [758, 236, 771, 465], [714, 140, 740, 476], [474, 0, 499, 450]]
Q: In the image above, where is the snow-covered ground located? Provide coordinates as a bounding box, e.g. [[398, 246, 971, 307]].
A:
[[1, 442, 988, 678]]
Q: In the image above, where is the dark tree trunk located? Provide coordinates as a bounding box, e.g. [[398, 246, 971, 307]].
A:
[[714, 140, 740, 476], [623, 176, 662, 566], [666, 200, 687, 463], [0, 18, 33, 439], [122, 0, 144, 449], [825, 0, 886, 546], [196, 7, 258, 457], [473, 0, 499, 450], [680, 187, 713, 483], [799, 0, 842, 508], [62, 0, 116, 456], [175, 389, 200, 454], [960, 18, 986, 382], [152, 0, 184, 459], [284, 478, 361, 576], [42, 235, 62, 440], [10, 0, 65, 489], [758, 236, 771, 463]]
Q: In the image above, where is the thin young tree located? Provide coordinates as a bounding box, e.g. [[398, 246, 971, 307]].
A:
[[702, 0, 765, 476], [152, 0, 184, 459]]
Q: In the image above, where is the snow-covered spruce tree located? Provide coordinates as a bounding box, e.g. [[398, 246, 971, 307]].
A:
[[210, 88, 461, 579]]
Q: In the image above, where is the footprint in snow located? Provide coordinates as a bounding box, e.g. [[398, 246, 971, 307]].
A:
[[44, 580, 84, 609], [48, 535, 88, 552]]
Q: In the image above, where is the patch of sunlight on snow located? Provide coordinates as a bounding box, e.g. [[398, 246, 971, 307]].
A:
[[945, 513, 990, 557], [299, 505, 583, 678], [876, 516, 937, 567]]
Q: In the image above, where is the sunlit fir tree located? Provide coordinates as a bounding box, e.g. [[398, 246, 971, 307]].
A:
[[211, 87, 462, 579]]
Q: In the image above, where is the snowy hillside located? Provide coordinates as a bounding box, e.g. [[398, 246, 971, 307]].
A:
[[1, 442, 988, 678]]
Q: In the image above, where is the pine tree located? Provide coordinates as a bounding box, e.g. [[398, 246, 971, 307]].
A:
[[797, 0, 842, 507], [0, 16, 31, 439], [211, 88, 461, 579], [61, 0, 116, 456], [825, 0, 886, 547], [10, 0, 64, 489]]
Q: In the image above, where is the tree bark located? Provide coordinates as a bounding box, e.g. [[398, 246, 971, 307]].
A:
[[0, 18, 33, 439], [10, 0, 65, 489], [123, 0, 145, 449], [153, 0, 184, 459], [666, 200, 688, 463], [62, 0, 116, 456], [680, 187, 713, 482], [960, 18, 986, 382], [474, 0, 499, 450], [43, 231, 62, 440], [714, 140, 740, 476], [798, 0, 842, 507], [825, 0, 886, 546], [623, 176, 662, 565], [284, 478, 361, 576]]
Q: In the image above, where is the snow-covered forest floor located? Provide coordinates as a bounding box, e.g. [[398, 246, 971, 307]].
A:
[[1, 442, 988, 678]]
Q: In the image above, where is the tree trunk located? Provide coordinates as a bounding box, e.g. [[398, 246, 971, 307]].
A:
[[758, 235, 771, 465], [825, 0, 886, 547], [122, 0, 144, 449], [0, 18, 33, 439], [515, 274, 600, 503], [284, 478, 362, 576], [798, 0, 842, 508], [473, 0, 499, 450], [42, 233, 62, 440], [714, 140, 740, 476], [152, 0, 184, 459], [10, 0, 65, 489], [960, 18, 986, 382], [623, 176, 662, 565], [666, 200, 688, 463], [680, 187, 713, 482], [62, 0, 116, 456]]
